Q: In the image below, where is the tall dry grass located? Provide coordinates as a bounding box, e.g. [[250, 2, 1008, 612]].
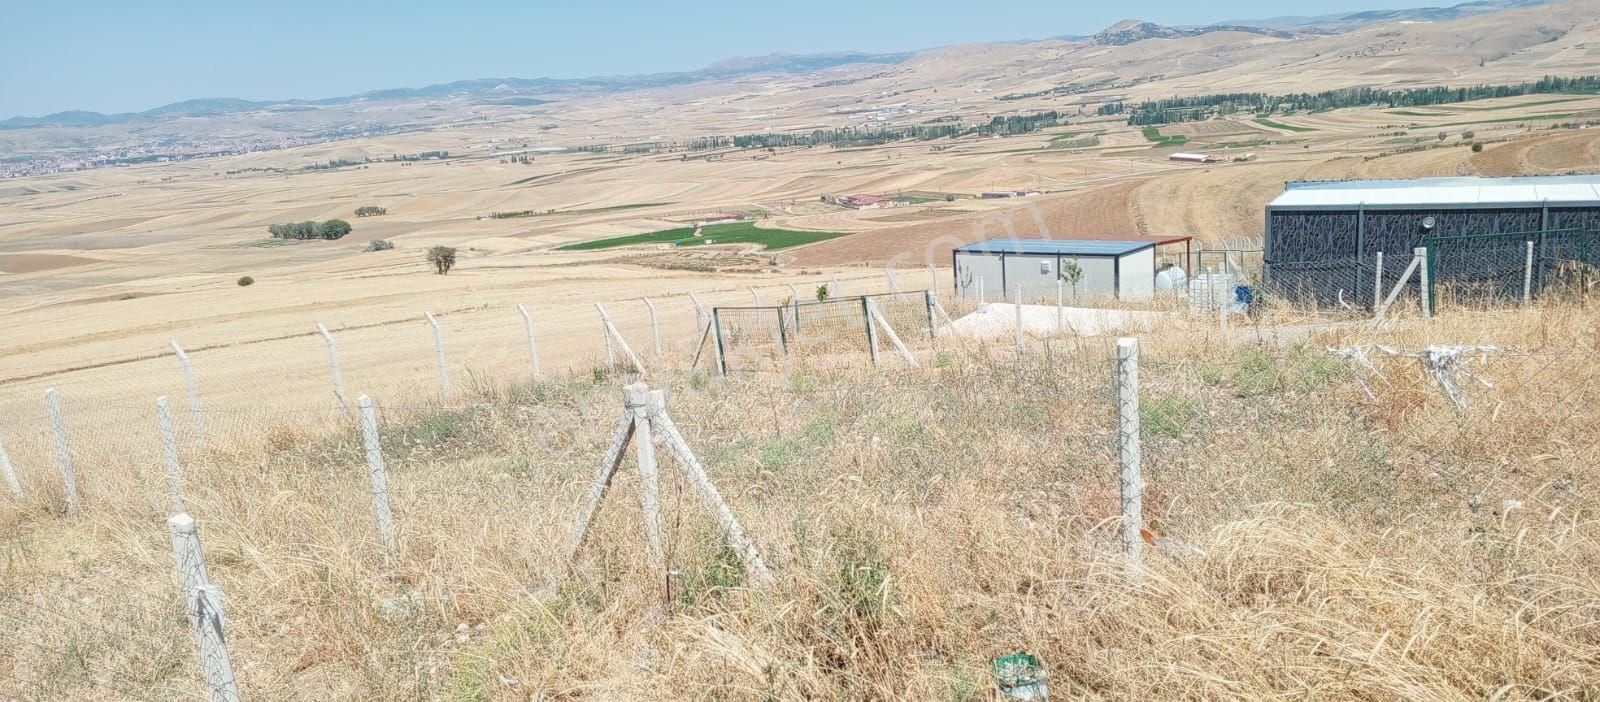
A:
[[1, 299, 1598, 700]]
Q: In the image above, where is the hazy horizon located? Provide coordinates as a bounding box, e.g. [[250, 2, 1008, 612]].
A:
[[1, 0, 1447, 119]]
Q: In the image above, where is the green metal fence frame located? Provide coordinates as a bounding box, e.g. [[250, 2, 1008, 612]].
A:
[[1423, 228, 1597, 310], [710, 290, 934, 373]]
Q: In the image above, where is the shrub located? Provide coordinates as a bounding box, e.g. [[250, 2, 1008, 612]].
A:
[[1471, 141, 1485, 153], [816, 284, 829, 302], [1461, 130, 1476, 140], [237, 276, 254, 287], [368, 239, 394, 251], [428, 246, 457, 275], [266, 219, 352, 240], [355, 206, 388, 217]]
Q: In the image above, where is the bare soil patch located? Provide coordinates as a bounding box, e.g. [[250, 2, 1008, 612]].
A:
[[0, 253, 103, 273]]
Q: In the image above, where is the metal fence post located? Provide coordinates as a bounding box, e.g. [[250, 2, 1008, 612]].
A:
[[315, 323, 349, 414], [156, 396, 187, 514], [712, 309, 728, 375], [1415, 246, 1431, 318], [170, 341, 206, 437], [167, 514, 241, 702], [1116, 338, 1142, 568], [44, 388, 78, 515], [0, 437, 21, 498], [423, 312, 452, 396], [515, 304, 542, 378], [861, 296, 879, 366], [358, 395, 397, 551]]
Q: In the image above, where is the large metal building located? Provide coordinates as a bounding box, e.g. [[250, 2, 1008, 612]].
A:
[[1265, 175, 1600, 306]]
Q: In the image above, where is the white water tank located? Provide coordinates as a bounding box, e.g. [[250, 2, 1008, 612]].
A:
[[1155, 264, 1188, 292]]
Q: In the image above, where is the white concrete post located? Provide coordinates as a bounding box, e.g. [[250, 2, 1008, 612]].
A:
[[596, 304, 647, 373], [44, 388, 78, 515], [1055, 278, 1065, 332], [749, 287, 761, 306], [627, 385, 664, 570], [642, 298, 662, 358], [649, 406, 775, 586], [689, 293, 709, 333], [423, 312, 452, 396], [1415, 247, 1431, 318], [1373, 251, 1384, 308], [977, 277, 986, 305], [1523, 240, 1535, 304], [315, 323, 349, 414], [358, 396, 397, 551], [866, 299, 917, 365], [885, 265, 900, 292], [167, 514, 241, 702], [1116, 338, 1142, 568], [830, 276, 842, 298], [156, 396, 186, 514], [565, 411, 636, 563], [0, 437, 20, 498], [926, 263, 938, 294], [515, 304, 542, 378], [786, 283, 800, 303], [1012, 284, 1024, 352], [170, 341, 206, 437]]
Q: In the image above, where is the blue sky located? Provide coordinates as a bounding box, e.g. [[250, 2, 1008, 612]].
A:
[[2, 0, 1434, 118]]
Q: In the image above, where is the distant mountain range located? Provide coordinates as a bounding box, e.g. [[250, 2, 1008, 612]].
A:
[[0, 0, 1555, 128], [0, 52, 912, 129]]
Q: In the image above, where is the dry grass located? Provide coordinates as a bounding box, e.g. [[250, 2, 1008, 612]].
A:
[[2, 298, 1599, 700]]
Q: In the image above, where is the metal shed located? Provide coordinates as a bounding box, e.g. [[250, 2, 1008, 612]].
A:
[[952, 238, 1178, 302], [1265, 175, 1600, 306]]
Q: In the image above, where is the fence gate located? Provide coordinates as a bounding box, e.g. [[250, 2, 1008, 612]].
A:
[[709, 291, 934, 373]]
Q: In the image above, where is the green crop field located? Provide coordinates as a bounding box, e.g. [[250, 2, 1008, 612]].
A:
[[1142, 127, 1190, 146], [556, 221, 848, 251], [1253, 117, 1317, 132]]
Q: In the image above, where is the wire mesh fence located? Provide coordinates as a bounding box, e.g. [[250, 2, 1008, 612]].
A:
[[1425, 229, 1600, 311], [710, 291, 936, 373]]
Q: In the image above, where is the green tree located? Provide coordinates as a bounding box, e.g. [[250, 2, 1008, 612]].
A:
[[318, 219, 352, 240], [816, 284, 829, 302], [428, 246, 457, 275], [1059, 259, 1084, 299]]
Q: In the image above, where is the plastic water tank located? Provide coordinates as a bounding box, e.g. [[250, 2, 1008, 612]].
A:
[[1154, 264, 1188, 292]]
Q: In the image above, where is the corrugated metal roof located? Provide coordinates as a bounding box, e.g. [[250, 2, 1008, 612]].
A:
[[1270, 175, 1600, 209], [954, 238, 1157, 256]]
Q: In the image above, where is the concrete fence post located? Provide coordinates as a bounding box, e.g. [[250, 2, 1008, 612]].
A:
[[866, 299, 917, 365], [358, 396, 397, 551], [156, 396, 187, 515], [749, 287, 761, 306], [861, 296, 879, 366], [1523, 240, 1535, 304], [689, 293, 709, 334], [167, 513, 241, 702], [1372, 251, 1383, 309], [1012, 284, 1024, 353], [642, 298, 662, 358], [977, 277, 986, 306], [926, 263, 938, 293], [315, 323, 350, 414], [170, 341, 206, 437], [596, 303, 647, 373], [0, 437, 20, 498], [515, 304, 542, 378], [1116, 338, 1142, 568], [1415, 247, 1431, 318], [885, 265, 900, 292], [423, 312, 452, 396], [1056, 278, 1065, 332], [830, 276, 842, 297], [44, 388, 78, 515], [627, 385, 664, 570]]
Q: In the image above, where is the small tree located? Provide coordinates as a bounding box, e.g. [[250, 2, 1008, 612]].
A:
[[237, 276, 254, 287], [1437, 131, 1447, 142], [368, 239, 394, 251], [1461, 130, 1476, 140], [428, 246, 457, 275], [816, 283, 829, 302], [1472, 141, 1485, 153], [1059, 259, 1083, 299], [318, 219, 352, 240]]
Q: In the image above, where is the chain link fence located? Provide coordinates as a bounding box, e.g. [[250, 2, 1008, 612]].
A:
[[710, 291, 936, 373]]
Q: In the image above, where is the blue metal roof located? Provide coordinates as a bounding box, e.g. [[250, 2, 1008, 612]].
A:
[[953, 238, 1157, 256]]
